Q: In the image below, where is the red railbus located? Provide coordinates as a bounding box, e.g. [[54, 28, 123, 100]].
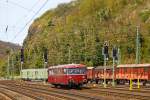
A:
[[48, 64, 87, 88]]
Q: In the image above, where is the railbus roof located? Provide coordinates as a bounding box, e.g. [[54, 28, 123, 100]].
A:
[[48, 64, 85, 69]]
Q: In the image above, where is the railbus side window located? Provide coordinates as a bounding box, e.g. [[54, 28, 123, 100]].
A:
[[60, 68, 64, 74], [53, 68, 57, 74], [65, 68, 86, 74], [49, 69, 54, 75], [64, 69, 67, 74], [59, 68, 63, 74]]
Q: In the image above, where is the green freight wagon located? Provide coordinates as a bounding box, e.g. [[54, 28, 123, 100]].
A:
[[21, 68, 48, 81]]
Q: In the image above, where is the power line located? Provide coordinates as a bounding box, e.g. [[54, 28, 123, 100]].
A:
[[12, 0, 40, 29], [11, 0, 49, 43], [29, 0, 41, 11], [8, 1, 35, 13], [1, 0, 36, 13]]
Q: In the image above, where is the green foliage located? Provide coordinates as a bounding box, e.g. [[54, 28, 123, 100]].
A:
[[23, 0, 150, 68], [139, 9, 150, 22], [97, 8, 111, 22]]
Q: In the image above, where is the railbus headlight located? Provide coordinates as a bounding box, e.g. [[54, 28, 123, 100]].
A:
[[82, 76, 85, 79], [69, 76, 72, 79]]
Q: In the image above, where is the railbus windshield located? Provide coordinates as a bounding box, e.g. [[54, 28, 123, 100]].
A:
[[64, 67, 86, 74]]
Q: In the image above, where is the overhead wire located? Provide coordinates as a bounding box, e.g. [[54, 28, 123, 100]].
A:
[[13, 0, 40, 28], [11, 0, 49, 43], [2, 0, 36, 13]]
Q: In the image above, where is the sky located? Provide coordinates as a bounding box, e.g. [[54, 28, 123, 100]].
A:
[[0, 0, 72, 45]]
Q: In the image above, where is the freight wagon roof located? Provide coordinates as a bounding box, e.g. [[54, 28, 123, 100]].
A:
[[117, 64, 150, 68], [48, 64, 85, 69], [94, 66, 112, 70], [21, 68, 47, 71], [87, 67, 94, 69]]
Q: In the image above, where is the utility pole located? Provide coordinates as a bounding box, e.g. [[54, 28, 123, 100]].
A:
[[44, 48, 48, 84], [20, 62, 23, 79], [112, 57, 115, 87], [136, 26, 140, 64], [7, 54, 10, 79], [103, 41, 109, 88], [44, 61, 47, 84], [68, 46, 71, 64], [11, 49, 14, 80], [67, 44, 71, 64], [136, 26, 141, 89], [118, 47, 121, 65], [104, 54, 107, 88]]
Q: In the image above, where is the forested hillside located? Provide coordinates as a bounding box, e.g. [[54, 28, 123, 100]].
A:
[[23, 0, 150, 68], [0, 41, 20, 77]]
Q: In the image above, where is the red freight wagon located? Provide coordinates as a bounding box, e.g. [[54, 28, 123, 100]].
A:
[[87, 66, 112, 84], [86, 67, 94, 83], [48, 64, 87, 88], [116, 64, 150, 85], [93, 66, 113, 84], [87, 64, 150, 85]]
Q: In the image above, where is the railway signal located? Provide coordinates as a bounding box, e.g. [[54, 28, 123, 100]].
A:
[[43, 48, 48, 84], [112, 47, 118, 60], [44, 48, 48, 63], [104, 46, 108, 54], [20, 47, 24, 79], [20, 48, 24, 63], [112, 46, 118, 87], [103, 41, 109, 88], [104, 45, 109, 60]]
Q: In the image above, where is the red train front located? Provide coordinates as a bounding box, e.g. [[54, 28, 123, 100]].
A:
[[48, 64, 87, 88]]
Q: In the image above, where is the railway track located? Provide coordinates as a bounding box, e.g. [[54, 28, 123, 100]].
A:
[[0, 85, 46, 100], [0, 82, 70, 100], [5, 84, 104, 100], [0, 81, 106, 100], [19, 81, 150, 100], [0, 85, 36, 100], [82, 88, 150, 100], [85, 84, 150, 100], [0, 88, 16, 100], [0, 80, 150, 100], [93, 86, 150, 93]]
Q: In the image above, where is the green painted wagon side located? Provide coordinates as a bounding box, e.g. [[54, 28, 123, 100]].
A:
[[35, 69, 48, 80], [22, 70, 28, 79], [21, 68, 48, 81]]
